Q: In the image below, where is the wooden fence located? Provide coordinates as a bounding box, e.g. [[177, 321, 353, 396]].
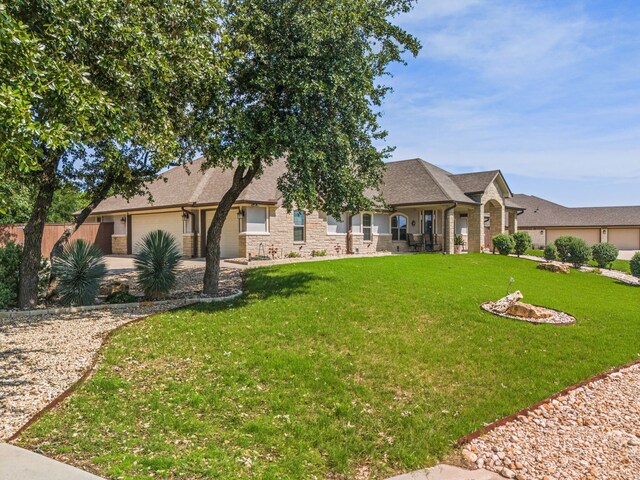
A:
[[0, 222, 114, 257]]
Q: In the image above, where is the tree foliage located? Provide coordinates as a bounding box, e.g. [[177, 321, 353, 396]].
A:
[[192, 0, 421, 294]]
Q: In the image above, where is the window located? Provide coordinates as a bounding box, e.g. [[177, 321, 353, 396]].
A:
[[362, 213, 372, 241], [391, 215, 407, 241], [293, 210, 305, 242], [246, 206, 267, 233]]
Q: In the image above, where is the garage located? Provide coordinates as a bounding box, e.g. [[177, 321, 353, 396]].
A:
[[204, 209, 240, 259], [546, 228, 601, 246], [131, 212, 184, 255], [608, 228, 640, 250]]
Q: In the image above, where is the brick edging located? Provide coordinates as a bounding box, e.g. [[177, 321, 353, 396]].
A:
[[0, 290, 243, 321], [456, 357, 640, 446], [5, 290, 243, 442]]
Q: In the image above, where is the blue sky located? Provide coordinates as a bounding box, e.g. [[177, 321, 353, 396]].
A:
[[380, 0, 640, 206]]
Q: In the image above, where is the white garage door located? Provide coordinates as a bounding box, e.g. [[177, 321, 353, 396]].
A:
[[609, 228, 640, 250], [205, 209, 240, 259], [546, 228, 601, 246], [131, 212, 184, 255]]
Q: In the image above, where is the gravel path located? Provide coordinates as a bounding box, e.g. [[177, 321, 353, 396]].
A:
[[0, 267, 241, 441], [465, 363, 640, 480]]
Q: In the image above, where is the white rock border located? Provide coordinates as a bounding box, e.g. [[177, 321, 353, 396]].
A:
[[480, 301, 576, 325], [0, 290, 243, 322]]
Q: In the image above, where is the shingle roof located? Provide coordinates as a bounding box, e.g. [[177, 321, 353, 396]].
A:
[[93, 157, 287, 214], [514, 194, 640, 227], [93, 157, 514, 214]]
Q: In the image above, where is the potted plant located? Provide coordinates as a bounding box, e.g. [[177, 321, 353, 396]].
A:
[[454, 234, 464, 254]]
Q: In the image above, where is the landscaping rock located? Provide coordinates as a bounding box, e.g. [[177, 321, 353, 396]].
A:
[[536, 262, 570, 274], [506, 302, 554, 320], [492, 291, 523, 313], [481, 292, 575, 325], [98, 280, 129, 297]]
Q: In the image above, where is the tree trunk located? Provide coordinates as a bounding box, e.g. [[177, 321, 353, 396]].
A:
[[50, 178, 114, 262], [18, 152, 61, 309], [203, 161, 260, 296]]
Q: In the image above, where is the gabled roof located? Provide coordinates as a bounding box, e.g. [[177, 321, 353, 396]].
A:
[[514, 194, 640, 228], [92, 157, 515, 214]]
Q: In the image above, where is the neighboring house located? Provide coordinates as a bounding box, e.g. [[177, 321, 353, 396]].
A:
[[514, 194, 640, 250], [89, 158, 522, 258]]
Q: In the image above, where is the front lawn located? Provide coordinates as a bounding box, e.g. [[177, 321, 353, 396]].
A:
[[17, 254, 640, 479]]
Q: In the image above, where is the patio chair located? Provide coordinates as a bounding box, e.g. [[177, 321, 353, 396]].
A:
[[407, 234, 423, 251]]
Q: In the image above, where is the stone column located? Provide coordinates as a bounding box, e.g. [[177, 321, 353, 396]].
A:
[[488, 203, 505, 244], [467, 205, 484, 253], [507, 210, 518, 234], [445, 208, 455, 254]]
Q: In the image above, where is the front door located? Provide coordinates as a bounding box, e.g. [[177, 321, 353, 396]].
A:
[[423, 210, 434, 247]]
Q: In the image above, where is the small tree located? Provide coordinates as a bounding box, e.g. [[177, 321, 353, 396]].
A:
[[492, 234, 515, 255], [567, 238, 592, 267], [630, 252, 640, 278], [544, 243, 558, 262], [554, 236, 575, 263], [591, 243, 618, 269], [511, 232, 532, 257]]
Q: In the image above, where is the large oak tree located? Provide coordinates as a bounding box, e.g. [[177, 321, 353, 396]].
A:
[[1, 0, 223, 307], [193, 0, 420, 294]]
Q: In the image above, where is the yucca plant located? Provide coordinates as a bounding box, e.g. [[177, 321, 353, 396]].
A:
[[53, 240, 107, 306], [134, 230, 182, 299]]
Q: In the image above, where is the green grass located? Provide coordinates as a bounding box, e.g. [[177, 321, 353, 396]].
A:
[[17, 255, 640, 479], [525, 248, 631, 273]]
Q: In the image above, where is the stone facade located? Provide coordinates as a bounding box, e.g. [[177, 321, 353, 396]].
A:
[[111, 235, 127, 255], [182, 234, 198, 257]]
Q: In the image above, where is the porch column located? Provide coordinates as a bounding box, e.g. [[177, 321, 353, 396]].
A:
[[507, 210, 518, 234], [488, 203, 505, 241], [467, 205, 484, 253], [445, 208, 455, 254]]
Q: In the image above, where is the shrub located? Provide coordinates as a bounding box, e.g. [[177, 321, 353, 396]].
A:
[[134, 230, 182, 299], [543, 243, 558, 261], [511, 232, 532, 257], [631, 252, 640, 278], [0, 241, 22, 308], [106, 290, 138, 304], [567, 238, 592, 267], [311, 249, 327, 257], [53, 240, 107, 306], [492, 234, 515, 255], [286, 251, 302, 258], [554, 236, 575, 262], [454, 234, 464, 246], [591, 242, 618, 268]]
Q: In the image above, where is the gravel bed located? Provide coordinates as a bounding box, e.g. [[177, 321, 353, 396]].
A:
[[0, 267, 242, 441], [465, 363, 640, 479]]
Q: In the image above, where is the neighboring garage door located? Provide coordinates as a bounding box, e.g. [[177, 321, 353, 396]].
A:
[[609, 228, 640, 250], [131, 212, 184, 255], [204, 209, 240, 259], [546, 228, 601, 246]]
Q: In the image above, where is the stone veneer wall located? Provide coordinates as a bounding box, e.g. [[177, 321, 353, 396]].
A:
[[182, 234, 197, 257], [112, 235, 127, 255]]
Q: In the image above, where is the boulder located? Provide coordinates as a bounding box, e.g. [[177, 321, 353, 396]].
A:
[[506, 301, 554, 319], [537, 262, 570, 274], [493, 290, 523, 313], [99, 281, 129, 297]]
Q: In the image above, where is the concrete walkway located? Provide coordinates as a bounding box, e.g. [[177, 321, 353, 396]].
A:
[[0, 443, 104, 480], [104, 255, 248, 273], [387, 464, 502, 480]]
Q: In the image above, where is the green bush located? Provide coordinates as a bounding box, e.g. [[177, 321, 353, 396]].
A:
[[492, 234, 515, 255], [106, 290, 138, 304], [311, 249, 327, 257], [631, 252, 640, 278], [286, 251, 302, 258], [567, 238, 592, 267], [0, 242, 23, 308], [554, 236, 575, 262], [511, 232, 532, 257], [543, 243, 558, 261], [591, 242, 619, 268], [134, 230, 182, 299], [53, 240, 107, 306]]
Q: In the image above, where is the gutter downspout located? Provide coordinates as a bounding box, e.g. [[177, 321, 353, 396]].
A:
[[181, 207, 197, 258], [443, 203, 457, 254]]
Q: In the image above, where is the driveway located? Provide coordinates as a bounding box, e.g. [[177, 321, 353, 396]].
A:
[[104, 255, 247, 273], [618, 250, 639, 261]]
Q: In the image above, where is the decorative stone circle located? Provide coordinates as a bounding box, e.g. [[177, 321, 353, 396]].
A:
[[481, 290, 575, 325]]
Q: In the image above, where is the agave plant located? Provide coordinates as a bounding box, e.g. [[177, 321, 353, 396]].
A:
[[134, 230, 182, 299], [53, 240, 107, 306]]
